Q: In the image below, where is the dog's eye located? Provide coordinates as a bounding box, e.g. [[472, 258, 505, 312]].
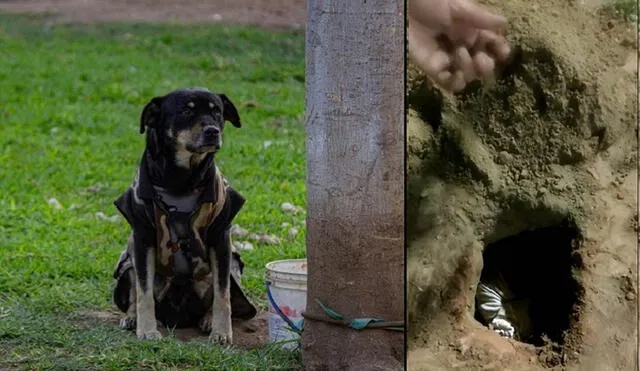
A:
[[187, 101, 195, 109], [209, 102, 221, 116]]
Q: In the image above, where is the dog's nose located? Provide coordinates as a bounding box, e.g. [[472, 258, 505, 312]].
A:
[[203, 126, 220, 139]]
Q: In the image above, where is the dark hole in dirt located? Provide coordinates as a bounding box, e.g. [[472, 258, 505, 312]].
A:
[[497, 44, 524, 80], [475, 219, 582, 347], [531, 83, 548, 114], [591, 126, 607, 149], [408, 79, 443, 132]]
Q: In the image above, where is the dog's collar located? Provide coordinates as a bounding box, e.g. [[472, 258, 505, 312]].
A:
[[135, 153, 218, 205]]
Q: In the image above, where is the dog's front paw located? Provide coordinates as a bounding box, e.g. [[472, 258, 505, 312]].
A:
[[209, 328, 232, 345], [136, 328, 163, 340], [119, 316, 136, 330], [204, 312, 232, 344]]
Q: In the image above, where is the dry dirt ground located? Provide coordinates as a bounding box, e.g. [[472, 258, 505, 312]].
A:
[[407, 0, 637, 370], [0, 0, 306, 28], [0, 0, 307, 348], [79, 310, 271, 349]]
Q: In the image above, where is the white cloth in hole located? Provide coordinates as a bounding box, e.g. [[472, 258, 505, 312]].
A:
[[476, 282, 515, 339]]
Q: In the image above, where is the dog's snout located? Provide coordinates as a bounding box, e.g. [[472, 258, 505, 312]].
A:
[[203, 126, 220, 139]]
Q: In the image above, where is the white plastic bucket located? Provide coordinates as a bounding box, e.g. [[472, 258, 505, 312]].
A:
[[265, 259, 307, 349]]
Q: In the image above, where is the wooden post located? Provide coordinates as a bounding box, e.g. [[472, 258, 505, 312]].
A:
[[302, 0, 405, 369]]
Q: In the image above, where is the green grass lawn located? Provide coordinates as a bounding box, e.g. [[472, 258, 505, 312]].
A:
[[0, 14, 305, 370]]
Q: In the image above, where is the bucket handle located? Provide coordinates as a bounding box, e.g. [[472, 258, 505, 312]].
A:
[[265, 280, 303, 334]]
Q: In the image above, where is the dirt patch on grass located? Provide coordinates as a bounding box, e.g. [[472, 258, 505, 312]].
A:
[[407, 0, 637, 370], [79, 309, 270, 349], [0, 0, 306, 28]]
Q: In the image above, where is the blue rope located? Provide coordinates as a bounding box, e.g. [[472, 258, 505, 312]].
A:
[[265, 281, 303, 334]]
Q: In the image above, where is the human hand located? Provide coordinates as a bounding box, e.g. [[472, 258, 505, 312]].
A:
[[408, 0, 511, 92]]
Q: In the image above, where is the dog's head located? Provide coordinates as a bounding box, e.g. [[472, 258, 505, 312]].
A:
[[139, 88, 241, 157]]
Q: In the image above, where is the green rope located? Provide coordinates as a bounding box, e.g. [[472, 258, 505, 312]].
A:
[[302, 299, 405, 332]]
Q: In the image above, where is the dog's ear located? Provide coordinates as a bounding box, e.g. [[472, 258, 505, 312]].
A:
[[219, 94, 241, 128], [147, 128, 162, 156], [140, 97, 164, 134]]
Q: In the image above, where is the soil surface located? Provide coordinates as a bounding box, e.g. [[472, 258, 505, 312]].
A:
[[0, 0, 306, 28], [407, 0, 637, 370], [79, 309, 271, 349]]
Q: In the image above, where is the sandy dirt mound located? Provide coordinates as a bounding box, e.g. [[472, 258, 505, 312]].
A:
[[0, 0, 306, 28], [407, 0, 637, 370]]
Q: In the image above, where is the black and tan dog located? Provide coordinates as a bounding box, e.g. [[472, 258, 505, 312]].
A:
[[112, 88, 256, 343]]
